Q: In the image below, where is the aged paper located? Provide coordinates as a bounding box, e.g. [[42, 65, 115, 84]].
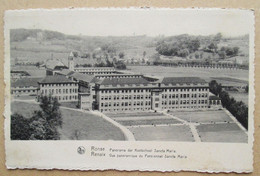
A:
[[4, 8, 255, 172]]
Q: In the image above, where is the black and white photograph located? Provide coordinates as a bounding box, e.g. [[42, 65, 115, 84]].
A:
[[4, 8, 255, 172]]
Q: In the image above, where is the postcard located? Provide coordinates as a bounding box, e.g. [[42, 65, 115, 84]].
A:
[[4, 8, 255, 172]]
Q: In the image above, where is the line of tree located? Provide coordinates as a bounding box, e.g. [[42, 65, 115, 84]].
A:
[[209, 80, 248, 130], [155, 37, 200, 57], [11, 95, 63, 140]]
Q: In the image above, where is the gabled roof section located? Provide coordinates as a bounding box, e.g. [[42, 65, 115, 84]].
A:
[[45, 59, 66, 70], [39, 75, 75, 84], [161, 77, 207, 85], [69, 72, 95, 82], [100, 77, 151, 86], [12, 77, 42, 87], [58, 69, 74, 76]]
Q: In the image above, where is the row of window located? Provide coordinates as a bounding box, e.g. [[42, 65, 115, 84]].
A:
[[161, 88, 208, 92], [161, 93, 208, 99], [97, 75, 141, 79], [101, 89, 151, 93], [41, 88, 78, 94], [210, 100, 221, 105], [12, 90, 36, 93], [101, 101, 151, 107], [161, 100, 208, 105], [100, 88, 209, 94], [101, 95, 151, 100], [76, 68, 115, 71], [41, 83, 77, 87], [80, 72, 115, 74], [54, 95, 78, 101], [100, 107, 151, 112], [161, 106, 208, 110]]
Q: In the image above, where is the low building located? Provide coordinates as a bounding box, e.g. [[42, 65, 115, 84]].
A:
[[11, 70, 30, 80], [209, 95, 222, 109], [11, 77, 42, 96], [74, 67, 116, 75], [38, 75, 78, 102]]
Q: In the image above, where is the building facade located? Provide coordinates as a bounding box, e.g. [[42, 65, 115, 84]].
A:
[[38, 75, 78, 102], [94, 77, 210, 113], [11, 77, 42, 96]]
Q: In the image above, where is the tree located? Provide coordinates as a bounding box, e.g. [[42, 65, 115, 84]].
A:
[[195, 52, 200, 59], [209, 80, 222, 96], [31, 95, 63, 140], [178, 49, 190, 58], [218, 50, 226, 60], [118, 52, 125, 59], [143, 51, 147, 58], [213, 33, 222, 43], [245, 84, 249, 93], [208, 42, 218, 53], [115, 61, 126, 69], [35, 62, 41, 68], [11, 114, 32, 140], [233, 47, 239, 56]]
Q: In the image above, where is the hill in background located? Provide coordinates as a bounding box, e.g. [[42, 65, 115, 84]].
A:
[[10, 28, 249, 67]]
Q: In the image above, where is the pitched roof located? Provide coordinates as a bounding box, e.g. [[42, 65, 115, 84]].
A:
[[69, 72, 95, 82], [100, 77, 150, 86], [39, 75, 75, 84], [90, 77, 101, 84], [58, 69, 74, 76], [161, 77, 207, 85], [45, 59, 66, 70], [12, 77, 42, 87]]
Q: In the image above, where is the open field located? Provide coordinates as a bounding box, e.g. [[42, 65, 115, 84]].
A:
[[170, 110, 233, 123], [128, 66, 248, 82], [196, 123, 247, 143], [60, 102, 78, 109], [12, 95, 36, 101], [227, 91, 248, 106], [11, 101, 125, 140], [129, 125, 194, 141]]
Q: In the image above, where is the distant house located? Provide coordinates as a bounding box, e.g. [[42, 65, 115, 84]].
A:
[[45, 59, 68, 75], [11, 70, 30, 80], [11, 77, 42, 96]]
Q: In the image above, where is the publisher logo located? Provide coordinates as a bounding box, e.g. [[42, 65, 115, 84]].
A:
[[77, 146, 85, 154]]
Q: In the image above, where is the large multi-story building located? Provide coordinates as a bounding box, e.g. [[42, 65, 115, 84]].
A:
[[32, 52, 216, 112], [38, 75, 78, 102], [94, 77, 210, 113]]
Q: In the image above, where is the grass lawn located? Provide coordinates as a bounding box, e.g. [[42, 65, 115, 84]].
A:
[[196, 123, 247, 143], [170, 110, 233, 123], [12, 95, 36, 101], [116, 118, 181, 126], [60, 101, 78, 109], [129, 125, 194, 141], [11, 101, 125, 140]]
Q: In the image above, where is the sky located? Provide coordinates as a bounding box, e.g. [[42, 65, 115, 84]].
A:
[[5, 8, 254, 37]]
